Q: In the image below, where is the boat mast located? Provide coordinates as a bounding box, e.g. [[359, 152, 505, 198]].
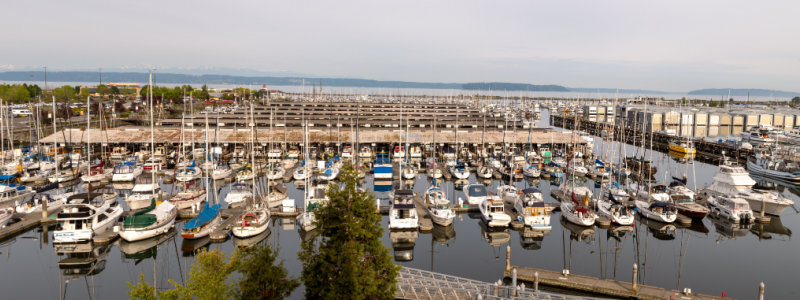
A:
[[52, 96, 58, 195], [149, 72, 156, 196], [86, 94, 91, 182]]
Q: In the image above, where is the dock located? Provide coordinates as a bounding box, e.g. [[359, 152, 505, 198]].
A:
[[412, 192, 435, 231], [0, 209, 59, 242], [506, 266, 728, 300]]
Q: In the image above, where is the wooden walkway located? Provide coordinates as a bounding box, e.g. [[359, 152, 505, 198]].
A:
[[506, 266, 728, 300]]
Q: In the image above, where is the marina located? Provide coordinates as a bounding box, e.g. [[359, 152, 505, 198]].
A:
[[0, 102, 796, 299]]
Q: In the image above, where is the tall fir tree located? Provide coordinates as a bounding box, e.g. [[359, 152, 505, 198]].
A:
[[298, 164, 399, 299]]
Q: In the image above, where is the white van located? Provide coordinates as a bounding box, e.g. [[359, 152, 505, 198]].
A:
[[12, 109, 32, 117]]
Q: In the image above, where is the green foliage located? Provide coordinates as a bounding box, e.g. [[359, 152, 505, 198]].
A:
[[681, 97, 686, 105], [0, 84, 31, 103], [232, 244, 301, 299], [298, 164, 399, 300], [80, 87, 90, 98], [127, 245, 299, 300], [140, 85, 184, 100], [719, 101, 725, 108], [54, 85, 75, 101], [26, 84, 42, 97], [792, 96, 800, 106], [111, 86, 120, 95]]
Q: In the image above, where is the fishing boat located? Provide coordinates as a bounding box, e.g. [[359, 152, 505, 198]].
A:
[[747, 147, 800, 182], [708, 195, 754, 222], [480, 196, 511, 227], [514, 188, 551, 230], [596, 194, 634, 225], [741, 126, 776, 144], [53, 193, 123, 243], [112, 162, 143, 182], [700, 155, 794, 215], [389, 190, 419, 229], [423, 186, 455, 226], [463, 183, 488, 205], [169, 186, 207, 210], [119, 198, 177, 242], [668, 138, 696, 155], [0, 207, 13, 227], [634, 200, 677, 223], [224, 183, 252, 206]]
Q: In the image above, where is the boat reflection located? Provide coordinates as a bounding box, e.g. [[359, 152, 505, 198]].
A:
[[749, 216, 792, 241], [233, 226, 271, 248], [707, 213, 751, 243], [390, 229, 418, 262], [560, 216, 594, 243], [637, 214, 677, 240], [479, 219, 510, 246], [431, 224, 456, 245], [181, 235, 211, 256], [298, 227, 319, 242], [55, 242, 112, 277], [120, 230, 178, 263], [519, 227, 549, 250], [675, 219, 709, 235]]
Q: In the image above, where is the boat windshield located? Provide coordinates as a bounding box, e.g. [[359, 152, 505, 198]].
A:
[[468, 185, 487, 197], [435, 203, 450, 210], [231, 184, 248, 194]]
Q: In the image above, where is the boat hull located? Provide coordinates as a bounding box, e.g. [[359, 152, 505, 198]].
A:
[[120, 217, 176, 242]]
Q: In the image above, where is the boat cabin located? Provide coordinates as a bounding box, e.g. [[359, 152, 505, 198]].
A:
[[391, 190, 416, 220]]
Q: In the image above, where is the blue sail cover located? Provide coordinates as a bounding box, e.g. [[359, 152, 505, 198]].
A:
[[595, 159, 605, 167], [612, 180, 621, 189], [183, 203, 221, 230]]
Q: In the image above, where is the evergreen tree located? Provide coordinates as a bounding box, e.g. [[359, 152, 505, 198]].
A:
[[232, 244, 301, 299], [298, 164, 399, 299]]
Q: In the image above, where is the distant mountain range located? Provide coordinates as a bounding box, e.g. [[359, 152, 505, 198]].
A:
[[461, 82, 569, 92], [687, 88, 799, 98]]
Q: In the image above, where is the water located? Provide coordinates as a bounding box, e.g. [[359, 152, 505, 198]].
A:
[[1, 110, 798, 299]]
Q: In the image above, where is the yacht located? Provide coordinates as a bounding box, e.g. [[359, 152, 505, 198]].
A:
[[15, 192, 72, 214], [700, 156, 794, 215], [423, 186, 455, 226], [402, 164, 416, 179], [514, 188, 551, 230], [708, 195, 754, 222], [0, 207, 13, 227], [341, 145, 353, 158], [112, 162, 143, 182], [374, 153, 393, 179], [602, 181, 630, 202], [265, 183, 288, 208], [567, 159, 588, 176], [741, 126, 776, 144], [450, 164, 470, 179], [119, 198, 177, 242], [388, 190, 419, 229], [110, 147, 130, 160], [747, 147, 800, 182], [297, 183, 330, 231], [81, 161, 112, 182], [292, 166, 310, 180], [634, 200, 677, 223], [53, 193, 123, 243], [487, 158, 502, 169], [409, 145, 423, 158], [236, 165, 255, 181], [596, 194, 634, 225], [48, 169, 81, 183], [224, 183, 252, 206], [477, 165, 493, 179], [210, 164, 233, 180], [479, 196, 511, 227], [0, 177, 34, 205], [463, 183, 488, 205]]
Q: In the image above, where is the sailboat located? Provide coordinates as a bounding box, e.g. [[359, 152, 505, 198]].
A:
[[119, 198, 177, 241], [423, 182, 455, 226], [298, 121, 327, 232], [561, 193, 596, 227], [231, 103, 271, 238], [181, 201, 221, 239], [596, 194, 634, 225]]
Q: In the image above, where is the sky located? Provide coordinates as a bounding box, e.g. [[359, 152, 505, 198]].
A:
[[2, 0, 799, 92]]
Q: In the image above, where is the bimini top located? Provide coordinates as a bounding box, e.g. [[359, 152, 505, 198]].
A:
[[183, 202, 221, 230], [393, 190, 415, 209], [467, 185, 488, 197], [521, 188, 541, 194]]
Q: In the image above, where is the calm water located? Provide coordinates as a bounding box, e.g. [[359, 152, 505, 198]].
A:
[[0, 110, 797, 300]]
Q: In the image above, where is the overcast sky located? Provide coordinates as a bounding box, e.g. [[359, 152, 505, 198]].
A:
[[2, 0, 798, 92]]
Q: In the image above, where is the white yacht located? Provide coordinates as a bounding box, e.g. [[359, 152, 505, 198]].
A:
[[393, 145, 406, 159], [597, 194, 634, 225], [514, 188, 551, 230], [388, 190, 419, 229], [231, 204, 271, 238], [0, 208, 13, 227], [700, 156, 794, 215], [450, 164, 470, 179], [112, 162, 143, 182], [424, 186, 454, 226], [741, 126, 776, 144], [634, 200, 677, 223], [53, 193, 123, 243], [479, 196, 511, 227], [463, 184, 488, 205], [409, 145, 423, 158], [747, 147, 800, 183], [707, 195, 754, 222], [15, 192, 72, 214], [359, 145, 373, 158], [402, 164, 416, 179]]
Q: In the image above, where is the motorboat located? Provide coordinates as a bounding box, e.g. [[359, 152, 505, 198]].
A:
[[402, 164, 416, 179], [463, 183, 488, 205], [747, 147, 800, 182], [131, 173, 160, 193], [409, 145, 422, 158], [514, 188, 551, 229], [20, 169, 52, 183], [423, 186, 454, 226], [112, 162, 143, 182], [287, 146, 301, 158], [635, 200, 677, 223], [523, 165, 540, 177], [265, 163, 286, 180], [224, 183, 252, 206], [267, 148, 283, 159], [388, 190, 419, 229], [119, 198, 177, 242], [741, 126, 776, 144], [487, 158, 502, 169], [374, 153, 393, 179], [168, 187, 207, 210], [110, 147, 130, 160], [0, 176, 35, 205], [15, 192, 71, 214], [708, 195, 754, 223], [359, 145, 373, 158], [596, 194, 634, 225], [53, 193, 123, 243], [700, 156, 794, 215], [341, 145, 353, 158], [668, 138, 696, 155], [480, 196, 511, 227], [671, 194, 709, 218], [142, 157, 166, 170]]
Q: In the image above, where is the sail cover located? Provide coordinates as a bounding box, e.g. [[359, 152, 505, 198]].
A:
[[183, 202, 221, 230]]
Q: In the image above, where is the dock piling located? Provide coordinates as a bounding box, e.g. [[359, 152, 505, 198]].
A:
[[41, 200, 48, 219], [632, 263, 638, 292], [511, 268, 517, 291], [534, 271, 539, 292], [758, 282, 764, 300], [505, 245, 511, 271]]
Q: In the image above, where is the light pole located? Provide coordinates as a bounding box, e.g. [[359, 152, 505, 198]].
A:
[[99, 68, 102, 85]]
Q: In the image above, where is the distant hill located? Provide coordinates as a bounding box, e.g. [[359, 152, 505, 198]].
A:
[[0, 71, 462, 89], [461, 82, 569, 92], [568, 87, 680, 95], [688, 88, 799, 98]]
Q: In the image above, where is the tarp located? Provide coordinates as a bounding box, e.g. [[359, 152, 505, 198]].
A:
[[183, 202, 221, 230], [521, 188, 541, 194], [0, 175, 15, 181], [467, 185, 487, 197]]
